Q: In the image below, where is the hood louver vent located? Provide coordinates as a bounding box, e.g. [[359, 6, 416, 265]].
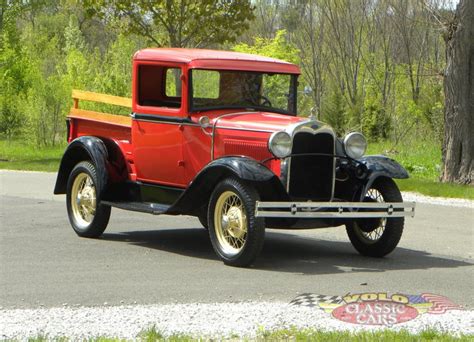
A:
[[224, 140, 269, 161]]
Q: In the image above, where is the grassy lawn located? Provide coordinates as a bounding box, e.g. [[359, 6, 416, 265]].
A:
[[367, 140, 442, 182], [258, 328, 472, 341], [0, 139, 65, 172], [24, 328, 473, 341], [368, 140, 474, 200], [0, 138, 472, 199]]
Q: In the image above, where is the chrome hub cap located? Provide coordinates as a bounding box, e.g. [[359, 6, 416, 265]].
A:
[[214, 191, 247, 255], [71, 173, 96, 229]]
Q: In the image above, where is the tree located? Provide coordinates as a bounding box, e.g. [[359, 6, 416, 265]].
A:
[[286, 1, 328, 119], [83, 0, 255, 48], [441, 0, 474, 185]]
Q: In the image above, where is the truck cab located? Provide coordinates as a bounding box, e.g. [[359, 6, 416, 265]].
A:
[[54, 48, 415, 267]]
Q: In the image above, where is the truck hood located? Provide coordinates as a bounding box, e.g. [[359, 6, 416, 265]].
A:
[[212, 111, 307, 133]]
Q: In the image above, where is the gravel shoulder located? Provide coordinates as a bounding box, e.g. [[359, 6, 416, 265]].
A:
[[1, 303, 472, 340]]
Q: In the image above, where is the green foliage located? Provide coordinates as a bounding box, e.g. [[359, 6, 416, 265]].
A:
[[233, 29, 299, 64], [0, 14, 29, 139], [18, 11, 71, 146], [0, 3, 144, 146], [83, 0, 255, 48], [322, 88, 347, 136]]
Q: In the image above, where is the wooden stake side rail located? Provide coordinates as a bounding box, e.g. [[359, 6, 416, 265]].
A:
[[69, 89, 132, 127], [72, 89, 132, 109], [69, 107, 132, 127]]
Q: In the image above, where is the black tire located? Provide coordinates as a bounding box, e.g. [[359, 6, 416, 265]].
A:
[[198, 212, 208, 230], [66, 161, 111, 238], [208, 177, 265, 267], [346, 177, 404, 257]]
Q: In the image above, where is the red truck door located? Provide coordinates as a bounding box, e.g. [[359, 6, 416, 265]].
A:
[[131, 63, 186, 188]]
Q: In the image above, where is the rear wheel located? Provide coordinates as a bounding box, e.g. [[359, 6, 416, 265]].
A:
[[197, 207, 208, 230], [208, 178, 265, 267], [66, 161, 111, 238], [346, 178, 404, 257]]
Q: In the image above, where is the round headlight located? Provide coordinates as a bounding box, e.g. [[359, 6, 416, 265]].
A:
[[343, 132, 367, 159], [268, 131, 292, 158]]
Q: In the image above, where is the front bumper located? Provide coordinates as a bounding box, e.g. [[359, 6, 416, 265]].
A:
[[255, 201, 415, 218]]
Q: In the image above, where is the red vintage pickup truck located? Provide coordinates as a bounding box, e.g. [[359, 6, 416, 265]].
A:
[[54, 48, 415, 267]]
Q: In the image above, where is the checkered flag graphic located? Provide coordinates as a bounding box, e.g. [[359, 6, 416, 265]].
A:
[[289, 293, 343, 308]]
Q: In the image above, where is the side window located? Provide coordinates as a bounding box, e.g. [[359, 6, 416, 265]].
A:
[[138, 65, 182, 108], [165, 68, 182, 98]]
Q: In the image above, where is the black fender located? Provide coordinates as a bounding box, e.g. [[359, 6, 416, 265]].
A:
[[357, 155, 409, 199], [53, 136, 109, 195], [167, 156, 287, 214]]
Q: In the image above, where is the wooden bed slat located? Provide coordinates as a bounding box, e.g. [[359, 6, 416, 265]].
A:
[[69, 108, 132, 127], [72, 89, 132, 108]]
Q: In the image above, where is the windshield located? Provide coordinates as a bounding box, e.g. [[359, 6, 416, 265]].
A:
[[190, 69, 297, 115]]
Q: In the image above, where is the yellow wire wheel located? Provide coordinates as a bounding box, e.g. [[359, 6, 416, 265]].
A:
[[66, 161, 111, 238], [214, 191, 248, 255], [71, 172, 97, 229], [208, 178, 265, 267]]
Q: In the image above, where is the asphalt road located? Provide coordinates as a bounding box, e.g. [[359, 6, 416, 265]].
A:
[[1, 170, 473, 309]]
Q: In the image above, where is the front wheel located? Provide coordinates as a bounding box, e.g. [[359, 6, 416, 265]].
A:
[[346, 178, 404, 257], [208, 178, 265, 267], [66, 161, 111, 238]]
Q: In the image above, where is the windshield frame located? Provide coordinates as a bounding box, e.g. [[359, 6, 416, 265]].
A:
[[188, 68, 298, 116]]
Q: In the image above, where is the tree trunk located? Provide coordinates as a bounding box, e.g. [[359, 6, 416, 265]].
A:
[[441, 0, 474, 185]]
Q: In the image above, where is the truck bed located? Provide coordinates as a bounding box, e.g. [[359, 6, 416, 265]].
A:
[[67, 90, 132, 142]]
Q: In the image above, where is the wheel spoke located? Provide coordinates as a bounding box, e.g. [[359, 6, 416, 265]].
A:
[[359, 188, 387, 242], [71, 172, 97, 228], [214, 191, 247, 254]]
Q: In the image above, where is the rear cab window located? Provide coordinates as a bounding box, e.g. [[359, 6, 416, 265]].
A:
[[137, 64, 182, 109]]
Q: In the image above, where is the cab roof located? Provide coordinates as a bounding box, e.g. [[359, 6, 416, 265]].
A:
[[133, 48, 300, 74]]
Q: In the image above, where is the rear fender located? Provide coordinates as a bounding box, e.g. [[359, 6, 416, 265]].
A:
[[53, 136, 109, 195], [168, 156, 287, 214]]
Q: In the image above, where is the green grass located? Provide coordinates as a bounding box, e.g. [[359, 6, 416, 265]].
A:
[[367, 140, 442, 181], [19, 328, 473, 341], [368, 139, 474, 199], [0, 139, 65, 172], [259, 327, 472, 341], [1, 137, 472, 199], [396, 178, 474, 200]]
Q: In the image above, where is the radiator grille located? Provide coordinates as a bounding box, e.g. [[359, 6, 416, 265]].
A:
[[288, 132, 335, 200]]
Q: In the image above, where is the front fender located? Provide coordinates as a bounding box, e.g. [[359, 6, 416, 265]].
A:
[[359, 155, 409, 180], [357, 155, 409, 199], [168, 156, 285, 214], [53, 136, 109, 195], [205, 156, 276, 182]]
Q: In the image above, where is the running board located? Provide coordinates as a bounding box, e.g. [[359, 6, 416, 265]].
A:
[[101, 201, 170, 215], [255, 201, 416, 218]]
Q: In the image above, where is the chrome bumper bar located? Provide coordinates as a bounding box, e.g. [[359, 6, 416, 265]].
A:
[[255, 201, 416, 218]]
